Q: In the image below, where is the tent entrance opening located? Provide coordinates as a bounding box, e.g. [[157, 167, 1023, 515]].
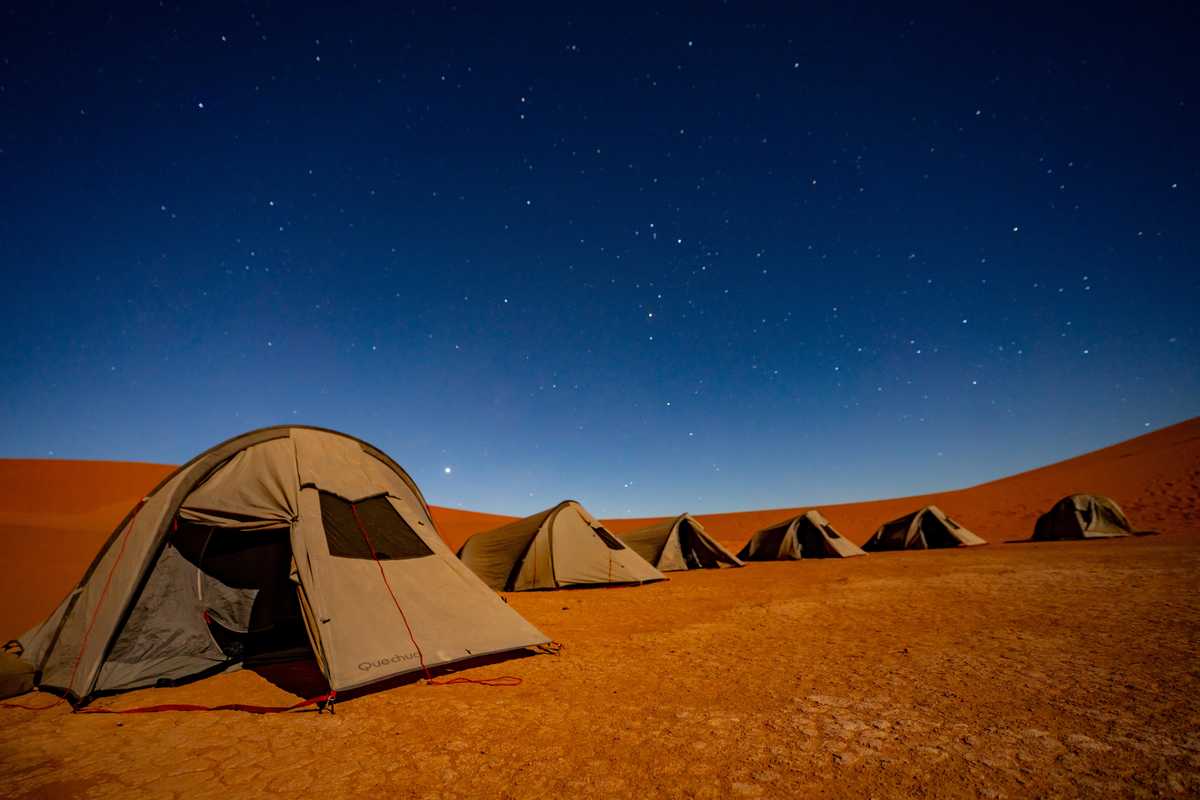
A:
[[173, 520, 312, 665]]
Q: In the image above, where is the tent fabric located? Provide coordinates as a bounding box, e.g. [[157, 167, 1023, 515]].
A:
[[457, 500, 667, 591], [7, 426, 549, 705], [862, 505, 987, 551], [176, 438, 298, 530], [617, 514, 744, 571], [1032, 494, 1136, 540], [737, 510, 866, 560]]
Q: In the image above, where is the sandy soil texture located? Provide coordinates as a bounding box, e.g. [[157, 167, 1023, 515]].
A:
[[1, 538, 1198, 799], [0, 419, 1197, 798]]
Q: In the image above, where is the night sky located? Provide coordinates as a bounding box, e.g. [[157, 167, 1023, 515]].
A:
[[1, 4, 1197, 516]]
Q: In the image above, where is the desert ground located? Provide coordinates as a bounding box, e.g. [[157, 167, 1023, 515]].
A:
[[0, 420, 1197, 798]]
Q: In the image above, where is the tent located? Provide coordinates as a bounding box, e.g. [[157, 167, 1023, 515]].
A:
[[617, 513, 744, 571], [737, 510, 866, 560], [862, 505, 986, 551], [457, 500, 666, 591], [1, 426, 548, 706], [1032, 494, 1142, 540]]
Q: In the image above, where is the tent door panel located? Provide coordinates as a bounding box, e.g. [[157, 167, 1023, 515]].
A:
[[178, 522, 312, 664], [294, 489, 548, 691]]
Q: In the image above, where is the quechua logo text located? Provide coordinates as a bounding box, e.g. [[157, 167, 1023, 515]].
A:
[[358, 651, 421, 672]]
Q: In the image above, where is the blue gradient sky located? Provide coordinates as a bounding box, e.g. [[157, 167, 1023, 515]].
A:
[[1, 3, 1197, 516]]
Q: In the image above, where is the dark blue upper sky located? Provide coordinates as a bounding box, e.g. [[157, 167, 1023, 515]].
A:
[[1, 3, 1196, 515]]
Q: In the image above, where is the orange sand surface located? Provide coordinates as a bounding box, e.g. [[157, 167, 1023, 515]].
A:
[[0, 420, 1197, 798]]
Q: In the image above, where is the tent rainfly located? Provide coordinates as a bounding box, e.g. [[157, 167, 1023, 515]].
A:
[[0, 426, 548, 706], [1032, 494, 1144, 540], [862, 505, 986, 551], [457, 500, 666, 591], [737, 510, 866, 560], [617, 513, 744, 571]]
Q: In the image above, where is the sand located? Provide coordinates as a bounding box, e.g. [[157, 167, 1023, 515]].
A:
[[0, 420, 1197, 798]]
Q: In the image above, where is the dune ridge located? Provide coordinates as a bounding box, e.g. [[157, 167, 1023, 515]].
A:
[[440, 417, 1200, 549]]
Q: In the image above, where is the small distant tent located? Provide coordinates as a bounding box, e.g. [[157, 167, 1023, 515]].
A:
[[0, 426, 548, 706], [617, 514, 744, 571], [457, 500, 666, 591], [862, 505, 986, 551], [737, 510, 866, 560], [1032, 494, 1141, 540]]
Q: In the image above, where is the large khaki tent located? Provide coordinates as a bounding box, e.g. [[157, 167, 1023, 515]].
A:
[[617, 513, 744, 571], [458, 500, 666, 591], [0, 426, 548, 706], [862, 505, 986, 551], [1032, 494, 1140, 540], [737, 510, 866, 560]]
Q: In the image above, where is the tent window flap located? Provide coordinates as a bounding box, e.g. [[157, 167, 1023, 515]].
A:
[[591, 525, 627, 551], [319, 492, 433, 560]]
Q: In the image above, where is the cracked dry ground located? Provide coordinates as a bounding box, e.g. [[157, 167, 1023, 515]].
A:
[[2, 535, 1198, 799]]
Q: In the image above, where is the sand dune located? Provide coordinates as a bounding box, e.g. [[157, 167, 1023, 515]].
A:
[[0, 458, 173, 517], [437, 417, 1200, 550], [1, 418, 1196, 637], [0, 420, 1197, 798], [604, 417, 1200, 548]]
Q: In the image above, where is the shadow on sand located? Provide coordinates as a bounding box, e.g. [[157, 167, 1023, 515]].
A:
[[249, 646, 546, 708], [1001, 530, 1160, 544]]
